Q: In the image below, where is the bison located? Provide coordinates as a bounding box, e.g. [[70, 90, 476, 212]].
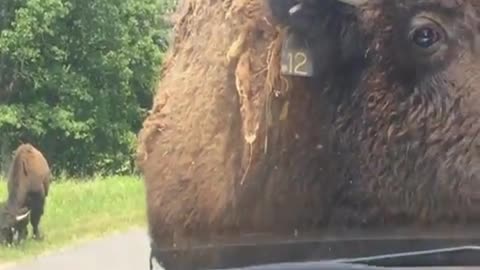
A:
[[141, 0, 480, 261], [3, 143, 51, 241]]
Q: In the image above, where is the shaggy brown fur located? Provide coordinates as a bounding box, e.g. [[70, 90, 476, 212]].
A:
[[137, 0, 480, 256], [6, 143, 51, 240], [270, 0, 480, 226], [137, 0, 334, 248]]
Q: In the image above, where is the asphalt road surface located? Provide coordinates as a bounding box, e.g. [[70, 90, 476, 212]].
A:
[[1, 227, 164, 270]]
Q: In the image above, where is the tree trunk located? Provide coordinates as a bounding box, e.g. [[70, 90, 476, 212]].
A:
[[136, 0, 339, 249]]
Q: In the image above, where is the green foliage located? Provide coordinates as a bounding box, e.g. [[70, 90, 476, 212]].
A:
[[0, 0, 173, 176]]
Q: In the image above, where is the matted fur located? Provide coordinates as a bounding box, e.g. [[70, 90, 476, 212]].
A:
[[136, 0, 337, 247]]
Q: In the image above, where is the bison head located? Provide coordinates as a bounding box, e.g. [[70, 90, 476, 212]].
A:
[[0, 204, 30, 246], [269, 0, 480, 224]]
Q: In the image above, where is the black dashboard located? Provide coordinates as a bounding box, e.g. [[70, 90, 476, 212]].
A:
[[211, 246, 480, 270], [149, 227, 480, 270]]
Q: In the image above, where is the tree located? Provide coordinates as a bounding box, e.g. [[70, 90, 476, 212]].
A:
[[0, 0, 174, 176]]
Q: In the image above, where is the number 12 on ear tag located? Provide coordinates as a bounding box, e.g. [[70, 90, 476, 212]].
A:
[[280, 32, 314, 77]]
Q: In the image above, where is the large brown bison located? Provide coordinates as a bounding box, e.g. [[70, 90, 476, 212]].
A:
[[139, 0, 480, 262], [3, 143, 51, 241]]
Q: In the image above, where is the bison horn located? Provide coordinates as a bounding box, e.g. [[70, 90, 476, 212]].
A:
[[288, 3, 302, 15], [289, 0, 367, 16], [337, 0, 368, 6], [15, 210, 30, 221]]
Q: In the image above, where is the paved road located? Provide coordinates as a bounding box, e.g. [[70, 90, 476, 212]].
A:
[[2, 227, 164, 270]]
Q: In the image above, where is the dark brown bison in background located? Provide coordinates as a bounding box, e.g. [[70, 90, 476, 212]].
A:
[[139, 0, 480, 259], [1, 143, 51, 242]]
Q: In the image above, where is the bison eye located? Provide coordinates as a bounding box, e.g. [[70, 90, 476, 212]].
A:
[[408, 17, 446, 54], [412, 27, 440, 48]]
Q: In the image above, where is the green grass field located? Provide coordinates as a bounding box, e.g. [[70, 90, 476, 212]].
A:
[[0, 175, 146, 263]]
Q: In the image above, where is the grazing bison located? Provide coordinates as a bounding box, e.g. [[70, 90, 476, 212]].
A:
[[5, 143, 51, 241], [140, 0, 480, 259]]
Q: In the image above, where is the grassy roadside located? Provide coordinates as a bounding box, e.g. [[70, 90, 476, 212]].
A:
[[0, 175, 146, 263]]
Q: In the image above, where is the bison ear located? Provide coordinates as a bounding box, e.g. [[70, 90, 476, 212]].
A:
[[269, 0, 367, 78], [267, 0, 364, 34]]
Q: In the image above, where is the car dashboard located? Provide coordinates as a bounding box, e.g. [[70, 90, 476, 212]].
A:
[[149, 226, 480, 270]]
